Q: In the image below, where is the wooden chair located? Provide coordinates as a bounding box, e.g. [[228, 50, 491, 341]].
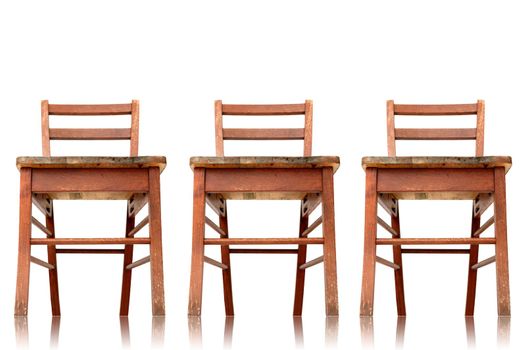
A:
[[360, 100, 512, 316], [15, 100, 166, 316], [188, 100, 339, 316]]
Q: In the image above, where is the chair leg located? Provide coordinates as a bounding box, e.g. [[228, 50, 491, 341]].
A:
[[220, 203, 234, 316], [148, 167, 165, 316], [46, 205, 61, 316], [360, 168, 378, 316], [120, 213, 135, 316], [15, 168, 32, 316], [494, 167, 510, 316], [321, 167, 338, 316], [189, 168, 206, 316], [465, 203, 481, 316], [293, 209, 309, 316], [392, 211, 406, 316]]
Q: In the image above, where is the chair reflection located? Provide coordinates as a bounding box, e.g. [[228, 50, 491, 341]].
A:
[[293, 316, 339, 348], [119, 316, 166, 348], [361, 316, 510, 349], [14, 316, 164, 348], [188, 316, 234, 349], [188, 316, 338, 349]]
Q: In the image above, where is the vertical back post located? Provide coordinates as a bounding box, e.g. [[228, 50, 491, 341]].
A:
[[41, 100, 51, 156], [475, 100, 485, 157], [303, 100, 313, 156], [130, 100, 140, 156], [215, 100, 224, 156], [386, 100, 396, 156]]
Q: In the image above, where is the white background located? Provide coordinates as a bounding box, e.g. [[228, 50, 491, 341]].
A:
[[0, 1, 525, 349]]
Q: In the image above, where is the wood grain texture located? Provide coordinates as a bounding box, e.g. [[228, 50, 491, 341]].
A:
[[188, 168, 206, 316], [205, 168, 323, 193], [360, 168, 378, 316], [377, 168, 495, 193], [204, 238, 324, 245], [219, 203, 234, 316], [130, 100, 139, 156], [14, 169, 32, 316], [222, 103, 306, 115], [41, 100, 51, 156], [48, 103, 133, 115], [393, 103, 478, 115], [293, 209, 310, 316], [321, 167, 338, 316], [494, 167, 510, 316], [387, 100, 396, 156], [191, 156, 339, 171], [49, 128, 131, 140], [31, 238, 150, 245], [32, 168, 149, 193], [362, 156, 511, 172], [303, 100, 313, 156], [222, 128, 304, 140], [18, 156, 166, 171], [394, 128, 476, 140], [148, 167, 165, 316], [215, 100, 225, 156], [46, 206, 60, 316]]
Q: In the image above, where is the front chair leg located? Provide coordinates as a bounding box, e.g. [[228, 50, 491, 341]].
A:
[[15, 168, 32, 316], [148, 167, 165, 316], [322, 167, 338, 316], [494, 167, 510, 316], [188, 168, 206, 316]]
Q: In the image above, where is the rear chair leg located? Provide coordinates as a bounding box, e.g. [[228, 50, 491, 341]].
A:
[[220, 203, 234, 316], [46, 203, 61, 316], [465, 203, 481, 316], [293, 208, 309, 316], [391, 211, 406, 316], [120, 210, 135, 316]]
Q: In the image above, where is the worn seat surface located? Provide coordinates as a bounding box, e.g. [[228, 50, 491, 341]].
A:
[[17, 156, 166, 172], [190, 156, 340, 172], [362, 156, 511, 172]]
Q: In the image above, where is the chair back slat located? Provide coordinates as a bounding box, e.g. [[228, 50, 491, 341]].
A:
[[387, 100, 485, 156], [41, 100, 140, 156], [215, 100, 313, 156]]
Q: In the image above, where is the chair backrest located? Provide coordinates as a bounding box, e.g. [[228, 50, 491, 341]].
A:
[[41, 100, 140, 156], [214, 100, 313, 156], [386, 100, 485, 156]]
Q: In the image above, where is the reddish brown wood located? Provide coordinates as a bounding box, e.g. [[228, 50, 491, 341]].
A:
[[321, 167, 338, 316], [120, 213, 135, 316], [49, 128, 132, 140], [222, 128, 304, 140], [222, 103, 306, 115], [215, 100, 225, 156], [387, 100, 396, 156], [205, 168, 322, 193], [377, 238, 495, 245], [32, 168, 149, 193], [219, 203, 234, 316], [394, 103, 478, 115], [46, 204, 61, 316], [31, 238, 151, 245], [303, 100, 313, 156], [204, 238, 324, 245], [394, 128, 477, 140], [130, 100, 139, 156], [293, 210, 309, 316], [188, 168, 206, 316], [392, 211, 406, 316], [15, 169, 32, 316], [148, 167, 165, 316], [475, 100, 485, 156], [377, 168, 494, 193], [48, 103, 133, 115], [229, 249, 298, 254], [41, 101, 51, 156], [360, 168, 377, 316], [494, 167, 510, 316], [465, 206, 481, 316]]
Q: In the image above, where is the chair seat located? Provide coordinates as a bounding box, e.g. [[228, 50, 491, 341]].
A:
[[190, 156, 340, 172], [17, 156, 167, 172], [362, 156, 511, 173]]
